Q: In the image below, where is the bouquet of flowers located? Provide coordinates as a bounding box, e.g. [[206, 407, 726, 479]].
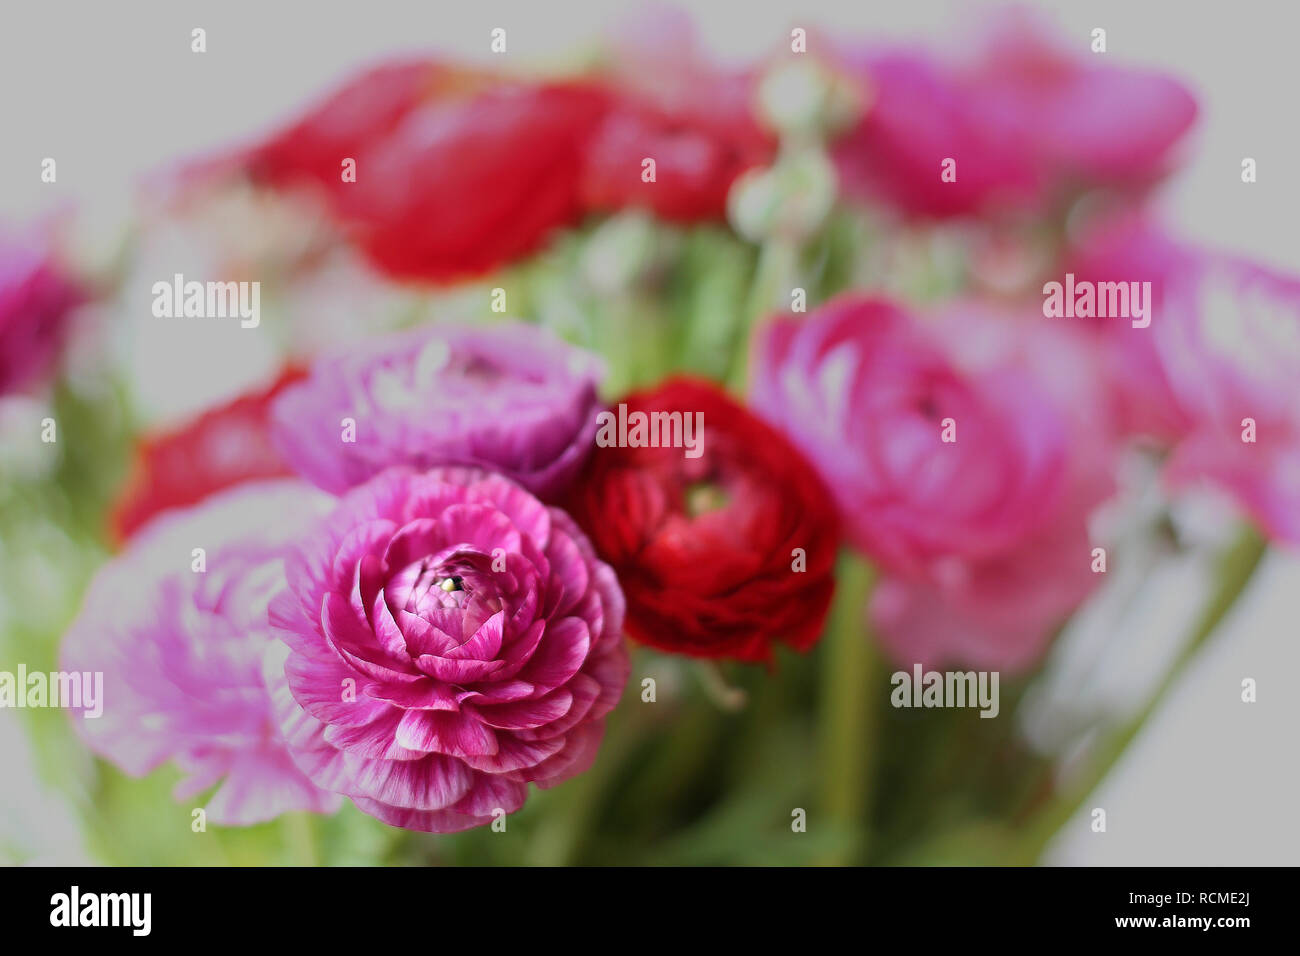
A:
[[2, 7, 1292, 866]]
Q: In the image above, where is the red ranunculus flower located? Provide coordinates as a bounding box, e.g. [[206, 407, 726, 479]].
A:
[[110, 366, 306, 544], [579, 8, 773, 223], [566, 377, 838, 662], [245, 59, 452, 193], [335, 79, 608, 281], [580, 85, 772, 223], [243, 61, 610, 283]]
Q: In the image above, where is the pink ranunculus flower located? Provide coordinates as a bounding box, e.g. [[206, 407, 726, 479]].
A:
[[0, 233, 82, 396], [1061, 215, 1196, 444], [271, 322, 604, 501], [869, 314, 1119, 671], [751, 296, 1068, 576], [753, 298, 1117, 670], [264, 466, 629, 833], [831, 47, 1042, 219], [60, 480, 343, 825], [1067, 216, 1300, 547], [1156, 254, 1300, 546], [870, 507, 1094, 673], [832, 12, 1197, 219]]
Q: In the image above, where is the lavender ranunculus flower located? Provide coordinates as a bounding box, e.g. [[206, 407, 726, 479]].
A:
[[264, 466, 629, 833], [0, 233, 82, 396], [60, 480, 343, 825], [270, 322, 603, 500]]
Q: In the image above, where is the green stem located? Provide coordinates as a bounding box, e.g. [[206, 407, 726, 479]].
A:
[[817, 551, 879, 864], [1013, 525, 1267, 862], [725, 238, 796, 394], [525, 703, 640, 866], [695, 660, 748, 712]]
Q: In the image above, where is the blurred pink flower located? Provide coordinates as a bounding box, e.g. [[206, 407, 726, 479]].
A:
[[265, 466, 629, 832], [832, 13, 1197, 219], [1061, 216, 1194, 443], [1157, 256, 1300, 545], [61, 481, 342, 825], [270, 322, 603, 501], [870, 507, 1093, 672], [832, 47, 1040, 218], [751, 296, 1067, 574], [0, 234, 82, 396], [871, 313, 1118, 671], [752, 298, 1116, 669], [1067, 217, 1300, 547]]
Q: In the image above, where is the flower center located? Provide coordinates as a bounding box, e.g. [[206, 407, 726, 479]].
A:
[[407, 562, 472, 614], [685, 481, 730, 517]]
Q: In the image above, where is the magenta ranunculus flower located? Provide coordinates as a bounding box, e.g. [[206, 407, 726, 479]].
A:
[[832, 12, 1197, 218], [271, 322, 603, 501], [60, 480, 343, 825], [751, 296, 1068, 575], [0, 233, 82, 396], [264, 466, 629, 833]]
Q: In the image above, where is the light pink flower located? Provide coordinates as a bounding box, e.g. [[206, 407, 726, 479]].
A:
[[61, 481, 342, 825], [1067, 216, 1300, 547], [1157, 256, 1300, 545], [1060, 216, 1194, 443], [265, 466, 629, 833]]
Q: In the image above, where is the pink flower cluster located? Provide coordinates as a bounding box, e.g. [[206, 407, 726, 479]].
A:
[[64, 325, 629, 831]]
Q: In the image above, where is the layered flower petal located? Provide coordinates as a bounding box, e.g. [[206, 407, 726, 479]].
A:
[[271, 322, 604, 501], [567, 378, 839, 662], [267, 466, 628, 833], [60, 481, 342, 825]]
